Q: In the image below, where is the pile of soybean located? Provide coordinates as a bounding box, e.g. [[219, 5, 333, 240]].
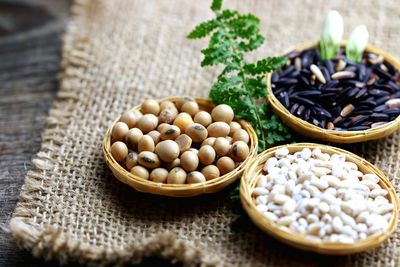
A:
[[110, 97, 250, 184], [272, 48, 400, 131]]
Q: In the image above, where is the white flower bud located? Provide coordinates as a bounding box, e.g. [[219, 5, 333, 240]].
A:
[[320, 10, 344, 60], [346, 25, 369, 63]]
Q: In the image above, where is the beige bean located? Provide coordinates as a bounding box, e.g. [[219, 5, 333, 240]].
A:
[[181, 101, 199, 116], [232, 129, 249, 143], [138, 135, 155, 152], [173, 112, 194, 132], [150, 168, 169, 183], [213, 137, 231, 156], [198, 145, 216, 165], [230, 141, 249, 162], [141, 99, 160, 115], [180, 151, 199, 172], [216, 156, 235, 175], [167, 167, 187, 184], [111, 141, 128, 162], [201, 165, 220, 181], [155, 140, 180, 163], [194, 111, 212, 127], [147, 130, 161, 144], [201, 137, 216, 147], [138, 151, 160, 169], [125, 128, 143, 150], [185, 123, 208, 142], [159, 100, 176, 110], [187, 171, 206, 184], [130, 166, 149, 180], [136, 114, 158, 133], [211, 104, 234, 123], [175, 134, 192, 153], [158, 106, 178, 124], [207, 122, 230, 137], [120, 111, 138, 128], [176, 96, 195, 110], [160, 125, 181, 140], [111, 122, 129, 142], [229, 121, 242, 136], [125, 151, 138, 170]]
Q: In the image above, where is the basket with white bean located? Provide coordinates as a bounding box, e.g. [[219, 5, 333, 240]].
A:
[[240, 143, 398, 254]]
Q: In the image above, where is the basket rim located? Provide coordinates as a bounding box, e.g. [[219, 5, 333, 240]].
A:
[[103, 96, 258, 197], [240, 142, 399, 255], [265, 40, 400, 142]]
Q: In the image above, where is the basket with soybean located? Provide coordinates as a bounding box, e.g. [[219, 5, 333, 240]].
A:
[[240, 143, 399, 255], [103, 97, 258, 197], [266, 41, 400, 143]]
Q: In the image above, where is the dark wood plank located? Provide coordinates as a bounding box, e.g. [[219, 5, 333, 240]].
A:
[[0, 1, 176, 266], [0, 1, 70, 266]]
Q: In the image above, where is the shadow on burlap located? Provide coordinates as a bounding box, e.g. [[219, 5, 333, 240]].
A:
[[9, 0, 400, 266]]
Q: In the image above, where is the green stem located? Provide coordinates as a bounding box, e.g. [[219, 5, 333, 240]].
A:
[[213, 15, 266, 146]]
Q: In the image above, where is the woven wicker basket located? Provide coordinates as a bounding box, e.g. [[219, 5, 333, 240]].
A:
[[103, 97, 258, 197], [266, 41, 400, 143], [240, 143, 399, 255]]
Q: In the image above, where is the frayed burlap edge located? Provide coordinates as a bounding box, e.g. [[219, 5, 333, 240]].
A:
[[8, 0, 217, 266]]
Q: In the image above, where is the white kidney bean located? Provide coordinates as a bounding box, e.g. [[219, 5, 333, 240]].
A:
[[264, 212, 278, 222], [252, 187, 269, 196], [370, 188, 388, 198], [255, 195, 268, 205], [282, 199, 296, 215], [275, 147, 289, 158], [300, 148, 312, 160], [360, 180, 380, 190], [362, 173, 379, 184], [256, 204, 268, 212]]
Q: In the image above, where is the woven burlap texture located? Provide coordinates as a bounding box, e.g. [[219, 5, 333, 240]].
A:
[[9, 0, 400, 266]]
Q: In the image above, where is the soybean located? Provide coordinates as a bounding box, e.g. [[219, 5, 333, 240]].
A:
[[112, 122, 129, 142], [213, 137, 231, 156], [160, 125, 181, 140], [141, 99, 160, 115], [150, 168, 169, 183], [167, 167, 187, 184], [120, 111, 138, 128], [211, 104, 234, 123], [185, 123, 208, 142], [180, 151, 199, 172], [125, 128, 143, 150], [207, 122, 230, 137], [130, 165, 149, 180], [202, 165, 220, 181], [231, 141, 250, 162], [111, 141, 128, 162], [138, 135, 155, 152], [136, 114, 158, 133], [125, 151, 138, 170], [198, 145, 216, 165], [187, 171, 206, 184], [155, 140, 180, 163], [216, 156, 235, 175], [194, 111, 212, 127], [138, 151, 160, 169]]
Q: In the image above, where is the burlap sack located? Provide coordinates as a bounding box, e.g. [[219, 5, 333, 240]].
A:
[[10, 0, 400, 266]]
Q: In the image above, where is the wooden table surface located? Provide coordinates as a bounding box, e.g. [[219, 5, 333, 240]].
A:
[[0, 1, 173, 266]]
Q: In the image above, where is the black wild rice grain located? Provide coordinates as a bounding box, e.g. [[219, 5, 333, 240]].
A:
[[272, 48, 400, 131]]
